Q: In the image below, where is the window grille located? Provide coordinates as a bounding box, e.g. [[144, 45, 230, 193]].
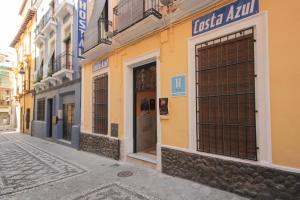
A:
[[37, 99, 45, 121], [93, 74, 108, 135], [195, 28, 257, 161]]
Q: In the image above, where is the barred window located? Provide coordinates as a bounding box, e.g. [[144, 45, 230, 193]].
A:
[[37, 99, 45, 121], [93, 74, 108, 135], [196, 28, 257, 161]]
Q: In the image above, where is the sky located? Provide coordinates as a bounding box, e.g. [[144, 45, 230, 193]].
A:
[[0, 0, 22, 53]]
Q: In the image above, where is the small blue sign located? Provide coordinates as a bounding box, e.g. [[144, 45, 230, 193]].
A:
[[78, 0, 87, 57], [192, 0, 259, 36], [172, 75, 186, 97]]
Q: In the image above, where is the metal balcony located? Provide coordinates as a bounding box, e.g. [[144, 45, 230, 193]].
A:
[[34, 19, 45, 46], [52, 52, 74, 82], [42, 61, 57, 86], [113, 0, 162, 45], [41, 9, 57, 35], [82, 18, 113, 61], [54, 0, 73, 20], [33, 69, 45, 90]]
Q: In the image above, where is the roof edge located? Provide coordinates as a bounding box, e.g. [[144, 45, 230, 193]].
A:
[[19, 0, 28, 15], [10, 9, 36, 48]]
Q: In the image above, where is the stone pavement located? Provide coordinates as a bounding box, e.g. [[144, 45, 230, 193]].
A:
[[0, 132, 247, 200]]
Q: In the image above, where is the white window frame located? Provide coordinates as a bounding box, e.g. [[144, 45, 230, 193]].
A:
[[188, 12, 272, 165], [92, 63, 110, 136]]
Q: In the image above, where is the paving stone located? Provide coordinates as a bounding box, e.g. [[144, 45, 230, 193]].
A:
[[72, 183, 157, 200], [0, 132, 246, 200], [0, 135, 86, 197]]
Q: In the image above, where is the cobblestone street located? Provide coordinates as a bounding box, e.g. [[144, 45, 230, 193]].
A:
[[0, 132, 246, 200]]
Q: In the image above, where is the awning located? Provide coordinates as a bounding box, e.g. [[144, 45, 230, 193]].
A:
[[83, 0, 107, 51]]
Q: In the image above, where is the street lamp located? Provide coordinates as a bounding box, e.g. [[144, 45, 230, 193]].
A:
[[19, 65, 25, 133]]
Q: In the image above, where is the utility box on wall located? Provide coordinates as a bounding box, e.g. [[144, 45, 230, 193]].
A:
[[111, 123, 118, 138]]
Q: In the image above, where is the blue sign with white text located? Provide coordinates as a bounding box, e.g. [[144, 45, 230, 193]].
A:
[[78, 0, 87, 57], [172, 75, 186, 97], [192, 0, 259, 36]]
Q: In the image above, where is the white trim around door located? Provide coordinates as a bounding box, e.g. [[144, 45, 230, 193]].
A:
[[123, 50, 162, 170]]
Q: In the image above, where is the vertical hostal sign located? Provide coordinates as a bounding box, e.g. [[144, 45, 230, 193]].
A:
[[78, 0, 87, 57]]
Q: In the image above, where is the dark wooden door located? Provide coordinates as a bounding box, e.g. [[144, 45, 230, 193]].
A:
[[48, 99, 53, 138], [196, 29, 257, 160], [133, 63, 157, 154], [63, 103, 74, 141], [26, 108, 30, 130], [20, 107, 23, 131]]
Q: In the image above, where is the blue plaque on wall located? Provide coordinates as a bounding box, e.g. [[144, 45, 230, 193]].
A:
[[171, 75, 186, 97]]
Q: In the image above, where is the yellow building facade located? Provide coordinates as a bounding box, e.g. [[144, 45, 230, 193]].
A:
[[11, 0, 36, 134], [81, 0, 300, 198]]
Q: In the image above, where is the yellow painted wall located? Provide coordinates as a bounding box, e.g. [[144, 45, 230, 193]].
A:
[[19, 93, 33, 134], [260, 0, 300, 168], [86, 0, 233, 148], [82, 0, 300, 168], [81, 65, 93, 132], [108, 25, 190, 148], [15, 11, 35, 135]]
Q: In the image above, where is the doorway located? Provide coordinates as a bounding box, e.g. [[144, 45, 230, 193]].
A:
[[26, 108, 30, 130], [63, 103, 74, 141], [47, 99, 53, 138], [20, 107, 23, 132], [133, 62, 157, 155]]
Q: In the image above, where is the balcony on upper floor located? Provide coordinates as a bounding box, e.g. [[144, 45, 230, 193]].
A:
[[113, 0, 162, 45], [33, 69, 45, 90], [54, 0, 73, 21], [41, 8, 57, 35], [32, 0, 42, 10], [42, 59, 57, 86], [52, 52, 74, 83], [82, 18, 113, 62], [34, 18, 45, 46]]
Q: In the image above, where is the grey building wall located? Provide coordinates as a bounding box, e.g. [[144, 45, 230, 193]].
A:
[[33, 80, 81, 148], [32, 0, 82, 148]]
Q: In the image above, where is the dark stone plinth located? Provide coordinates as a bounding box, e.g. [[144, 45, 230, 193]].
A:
[[161, 147, 300, 200], [80, 132, 120, 160]]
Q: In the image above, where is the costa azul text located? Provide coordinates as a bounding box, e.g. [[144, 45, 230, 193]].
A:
[[192, 0, 259, 36]]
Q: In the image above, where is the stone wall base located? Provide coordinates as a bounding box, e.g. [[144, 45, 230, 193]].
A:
[[161, 147, 300, 199], [80, 132, 120, 160]]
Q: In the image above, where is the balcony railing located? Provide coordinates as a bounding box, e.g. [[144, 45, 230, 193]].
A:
[[47, 60, 55, 77], [22, 80, 30, 92], [35, 16, 45, 36], [83, 18, 112, 53], [35, 7, 55, 35], [44, 8, 55, 27], [34, 69, 43, 84], [53, 52, 73, 74], [113, 0, 162, 34]]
